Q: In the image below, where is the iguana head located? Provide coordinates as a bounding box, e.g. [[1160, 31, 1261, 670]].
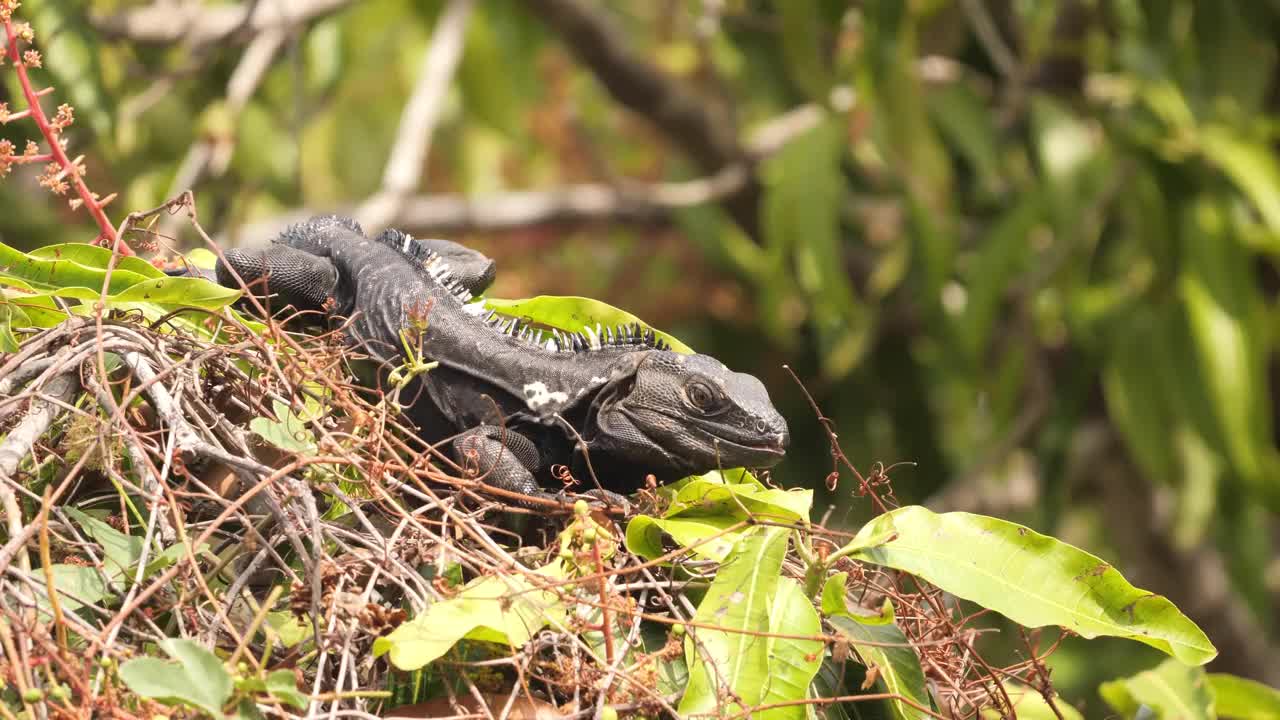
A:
[[593, 351, 790, 476]]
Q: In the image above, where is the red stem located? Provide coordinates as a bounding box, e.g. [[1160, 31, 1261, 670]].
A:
[[3, 20, 130, 255]]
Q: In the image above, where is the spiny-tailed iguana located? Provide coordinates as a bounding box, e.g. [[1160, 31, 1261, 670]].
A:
[[213, 215, 790, 507]]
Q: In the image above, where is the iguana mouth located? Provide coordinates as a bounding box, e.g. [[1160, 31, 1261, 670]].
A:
[[709, 436, 788, 468]]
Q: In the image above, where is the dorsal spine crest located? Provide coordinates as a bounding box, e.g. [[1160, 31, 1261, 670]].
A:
[[377, 228, 672, 354]]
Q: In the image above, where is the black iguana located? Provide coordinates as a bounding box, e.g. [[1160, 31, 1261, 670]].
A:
[[212, 215, 790, 507]]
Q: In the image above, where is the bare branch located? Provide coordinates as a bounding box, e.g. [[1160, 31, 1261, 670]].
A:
[[522, 0, 763, 238], [0, 372, 78, 480], [223, 103, 821, 244], [166, 27, 288, 198], [92, 0, 355, 48], [355, 0, 475, 232]]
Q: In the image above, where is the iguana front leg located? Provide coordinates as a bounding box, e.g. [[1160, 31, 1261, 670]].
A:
[[452, 425, 629, 509], [452, 425, 547, 503]]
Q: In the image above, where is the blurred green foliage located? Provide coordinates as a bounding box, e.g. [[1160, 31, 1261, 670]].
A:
[[2, 0, 1278, 709]]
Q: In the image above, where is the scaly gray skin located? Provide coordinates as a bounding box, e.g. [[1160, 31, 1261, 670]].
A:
[[214, 215, 790, 507]]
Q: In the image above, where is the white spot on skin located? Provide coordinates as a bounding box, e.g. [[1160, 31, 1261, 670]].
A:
[[590, 376, 607, 385], [523, 381, 569, 410], [461, 301, 488, 316]]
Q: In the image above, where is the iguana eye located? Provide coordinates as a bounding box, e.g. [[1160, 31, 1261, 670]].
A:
[[687, 381, 716, 411]]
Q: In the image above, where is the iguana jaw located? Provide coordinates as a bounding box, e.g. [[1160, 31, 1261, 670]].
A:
[[593, 351, 791, 474]]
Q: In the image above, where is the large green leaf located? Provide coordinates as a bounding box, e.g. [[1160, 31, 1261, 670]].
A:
[[1178, 200, 1277, 508], [42, 564, 112, 613], [626, 472, 810, 561], [772, 0, 830, 101], [625, 514, 746, 562], [679, 526, 789, 717], [1208, 673, 1280, 719], [373, 563, 567, 671], [1, 239, 153, 295], [664, 477, 811, 523], [118, 638, 234, 718], [484, 295, 693, 354], [848, 506, 1217, 665], [29, 244, 164, 279], [762, 118, 868, 379], [1099, 659, 1213, 720], [759, 577, 823, 720], [822, 573, 932, 720], [0, 240, 240, 311], [1200, 127, 1280, 232]]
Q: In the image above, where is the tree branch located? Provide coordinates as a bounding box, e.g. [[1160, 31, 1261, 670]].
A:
[[222, 103, 821, 244], [521, 0, 763, 239], [354, 0, 475, 232], [91, 0, 354, 48]]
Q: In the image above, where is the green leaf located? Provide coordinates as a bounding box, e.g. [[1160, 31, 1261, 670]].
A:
[[304, 17, 345, 96], [772, 0, 830, 100], [956, 189, 1042, 360], [1, 239, 153, 295], [625, 514, 747, 562], [848, 506, 1217, 665], [458, 3, 518, 135], [823, 573, 933, 720], [65, 508, 142, 578], [484, 295, 693, 354], [183, 248, 220, 272], [0, 240, 240, 311], [759, 578, 823, 720], [29, 244, 164, 278], [111, 276, 241, 309], [928, 81, 1004, 197], [373, 564, 567, 671], [1208, 673, 1280, 719], [663, 478, 812, 523], [679, 526, 789, 717], [262, 670, 308, 710], [762, 118, 868, 379], [1178, 200, 1276, 508], [1200, 127, 1280, 232], [251, 400, 320, 454], [1099, 659, 1213, 720], [0, 297, 29, 351], [118, 638, 234, 717], [265, 611, 313, 649], [42, 564, 111, 613]]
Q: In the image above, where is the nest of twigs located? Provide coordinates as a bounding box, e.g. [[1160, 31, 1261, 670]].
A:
[[0, 298, 1062, 719]]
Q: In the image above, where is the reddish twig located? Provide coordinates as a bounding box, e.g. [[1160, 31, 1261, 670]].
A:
[[2, 4, 126, 254]]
